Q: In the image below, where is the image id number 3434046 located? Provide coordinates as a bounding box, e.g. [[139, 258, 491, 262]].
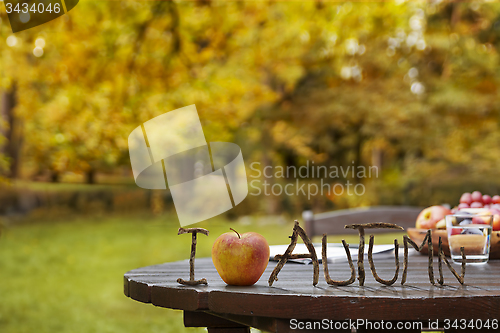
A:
[[443, 319, 498, 330], [4, 1, 61, 14]]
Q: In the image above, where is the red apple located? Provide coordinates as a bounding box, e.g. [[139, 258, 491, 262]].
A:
[[212, 229, 270, 286], [483, 195, 492, 204], [460, 193, 472, 205], [472, 213, 492, 225], [492, 195, 500, 204], [471, 202, 483, 208], [494, 218, 500, 231], [473, 209, 500, 230], [416, 205, 452, 229], [471, 191, 483, 203], [457, 203, 469, 209]]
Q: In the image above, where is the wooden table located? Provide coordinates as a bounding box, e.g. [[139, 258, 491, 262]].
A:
[[124, 251, 500, 332]]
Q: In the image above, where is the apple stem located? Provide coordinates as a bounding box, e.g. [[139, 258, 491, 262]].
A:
[[230, 228, 241, 239]]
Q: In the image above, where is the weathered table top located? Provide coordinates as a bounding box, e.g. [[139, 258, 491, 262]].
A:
[[124, 251, 500, 332]]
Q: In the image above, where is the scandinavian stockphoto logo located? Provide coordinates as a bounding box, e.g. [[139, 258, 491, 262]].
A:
[[3, 0, 79, 33], [128, 105, 248, 227]]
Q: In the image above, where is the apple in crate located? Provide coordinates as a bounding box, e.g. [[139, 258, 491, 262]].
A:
[[212, 229, 270, 286], [472, 208, 500, 231], [460, 193, 472, 205], [416, 205, 452, 229]]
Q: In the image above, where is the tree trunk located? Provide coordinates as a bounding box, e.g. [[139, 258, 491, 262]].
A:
[[450, 2, 461, 29], [86, 168, 96, 184], [371, 147, 383, 176], [50, 170, 60, 183], [1, 82, 22, 178], [352, 124, 365, 184]]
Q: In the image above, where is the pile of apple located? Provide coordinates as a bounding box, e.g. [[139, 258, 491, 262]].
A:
[[415, 191, 500, 231], [456, 191, 500, 210], [455, 191, 500, 231]]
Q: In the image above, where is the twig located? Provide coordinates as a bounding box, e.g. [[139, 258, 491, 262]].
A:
[[439, 246, 466, 285], [427, 229, 435, 285], [368, 235, 399, 286], [178, 227, 210, 236], [269, 220, 319, 286], [177, 278, 208, 286], [345, 223, 404, 230], [345, 225, 366, 286], [406, 230, 435, 285], [295, 221, 320, 286], [406, 230, 466, 285], [322, 235, 356, 286], [345, 223, 404, 286], [268, 222, 299, 286], [358, 227, 365, 286], [177, 227, 209, 286], [437, 237, 444, 286], [274, 254, 313, 260], [402, 236, 409, 285]]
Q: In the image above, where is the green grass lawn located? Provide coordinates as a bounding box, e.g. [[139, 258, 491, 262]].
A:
[[0, 213, 404, 333]]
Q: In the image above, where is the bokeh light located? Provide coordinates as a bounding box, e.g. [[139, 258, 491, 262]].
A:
[[35, 38, 46, 48], [6, 35, 17, 47], [33, 46, 44, 57], [411, 82, 425, 95]]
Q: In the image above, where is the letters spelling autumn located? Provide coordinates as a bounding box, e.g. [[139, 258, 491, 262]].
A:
[[270, 221, 465, 287], [176, 221, 466, 287]]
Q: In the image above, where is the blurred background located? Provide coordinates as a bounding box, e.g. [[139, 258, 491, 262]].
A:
[[2, 1, 500, 332]]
